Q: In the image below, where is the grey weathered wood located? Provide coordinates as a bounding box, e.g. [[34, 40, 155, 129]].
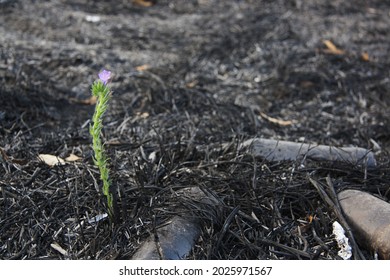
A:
[[338, 189, 390, 259], [131, 216, 200, 260], [131, 187, 218, 260], [241, 138, 376, 167]]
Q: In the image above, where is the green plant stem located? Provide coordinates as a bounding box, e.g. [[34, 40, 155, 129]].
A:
[[90, 80, 114, 220]]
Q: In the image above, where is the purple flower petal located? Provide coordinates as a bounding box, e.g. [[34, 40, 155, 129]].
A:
[[98, 70, 111, 85]]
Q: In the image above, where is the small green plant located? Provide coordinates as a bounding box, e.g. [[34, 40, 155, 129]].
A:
[[90, 69, 115, 220]]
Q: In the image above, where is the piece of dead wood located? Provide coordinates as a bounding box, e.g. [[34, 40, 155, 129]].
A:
[[135, 64, 151, 71], [69, 96, 97, 105], [338, 189, 390, 259], [241, 138, 376, 168], [50, 242, 68, 256], [131, 187, 219, 260], [323, 39, 345, 55], [131, 216, 200, 260], [133, 0, 156, 7], [259, 112, 295, 126], [309, 176, 365, 259]]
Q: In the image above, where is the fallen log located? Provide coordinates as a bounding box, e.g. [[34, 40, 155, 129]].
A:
[[241, 138, 376, 167], [338, 189, 390, 259]]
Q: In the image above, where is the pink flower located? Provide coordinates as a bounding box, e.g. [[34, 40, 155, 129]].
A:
[[98, 69, 111, 85]]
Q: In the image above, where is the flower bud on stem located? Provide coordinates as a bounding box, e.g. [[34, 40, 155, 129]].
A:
[[90, 69, 116, 222]]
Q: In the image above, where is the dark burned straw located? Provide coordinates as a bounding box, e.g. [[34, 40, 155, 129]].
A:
[[90, 69, 115, 220]]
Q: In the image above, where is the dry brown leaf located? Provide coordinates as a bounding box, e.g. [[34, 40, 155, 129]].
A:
[[186, 80, 198, 88], [70, 95, 97, 105], [323, 40, 345, 55], [38, 154, 66, 166], [361, 52, 370, 61], [0, 147, 9, 163], [65, 153, 82, 162], [0, 147, 28, 165], [133, 0, 155, 7], [135, 112, 150, 118], [105, 139, 122, 145], [135, 64, 151, 71], [300, 80, 315, 88], [259, 112, 295, 126]]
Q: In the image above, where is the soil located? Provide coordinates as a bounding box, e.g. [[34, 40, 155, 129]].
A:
[[1, 0, 389, 260]]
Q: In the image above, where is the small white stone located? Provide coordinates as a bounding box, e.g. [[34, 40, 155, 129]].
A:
[[85, 15, 101, 23], [332, 221, 352, 260]]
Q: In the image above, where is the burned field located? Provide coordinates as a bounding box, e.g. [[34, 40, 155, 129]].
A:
[[1, 0, 390, 260]]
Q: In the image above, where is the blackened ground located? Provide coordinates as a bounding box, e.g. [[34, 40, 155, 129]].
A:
[[0, 0, 389, 259]]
